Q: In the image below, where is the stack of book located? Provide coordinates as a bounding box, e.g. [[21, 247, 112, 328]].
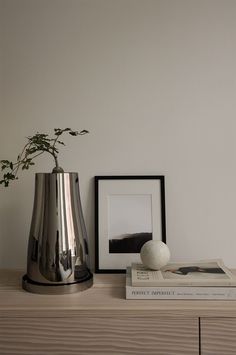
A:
[[126, 259, 236, 300]]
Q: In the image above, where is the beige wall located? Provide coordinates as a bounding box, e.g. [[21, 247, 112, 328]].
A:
[[1, 0, 236, 269]]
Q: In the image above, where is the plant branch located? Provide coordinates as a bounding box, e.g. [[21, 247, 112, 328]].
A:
[[0, 128, 89, 187]]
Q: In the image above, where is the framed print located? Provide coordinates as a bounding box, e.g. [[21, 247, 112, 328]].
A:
[[95, 176, 166, 273]]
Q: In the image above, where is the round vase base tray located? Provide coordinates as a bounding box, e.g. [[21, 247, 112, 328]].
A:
[[22, 274, 93, 295]]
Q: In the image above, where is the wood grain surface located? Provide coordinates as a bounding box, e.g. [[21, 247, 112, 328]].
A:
[[0, 317, 199, 355], [1, 270, 236, 318], [2, 270, 236, 354], [201, 318, 236, 355]]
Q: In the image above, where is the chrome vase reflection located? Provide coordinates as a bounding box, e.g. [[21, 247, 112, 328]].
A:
[[22, 173, 93, 294]]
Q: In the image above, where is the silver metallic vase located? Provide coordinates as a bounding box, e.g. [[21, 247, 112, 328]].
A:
[[22, 173, 93, 294]]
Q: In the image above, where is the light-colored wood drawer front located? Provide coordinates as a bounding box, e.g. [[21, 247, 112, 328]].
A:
[[0, 317, 199, 355], [201, 318, 236, 355]]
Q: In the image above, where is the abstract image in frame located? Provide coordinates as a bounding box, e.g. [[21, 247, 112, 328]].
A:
[[95, 176, 166, 273]]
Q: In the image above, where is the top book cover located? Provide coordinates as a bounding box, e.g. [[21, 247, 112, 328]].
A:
[[131, 259, 236, 287]]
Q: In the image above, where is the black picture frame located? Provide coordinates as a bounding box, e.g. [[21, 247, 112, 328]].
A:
[[95, 175, 166, 273]]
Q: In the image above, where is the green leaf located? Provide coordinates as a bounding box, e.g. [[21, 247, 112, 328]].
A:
[[26, 147, 37, 154], [54, 129, 63, 136], [0, 160, 10, 164], [79, 129, 89, 135], [69, 131, 79, 136], [3, 172, 15, 180]]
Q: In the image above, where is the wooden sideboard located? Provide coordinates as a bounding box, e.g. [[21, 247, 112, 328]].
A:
[[1, 270, 236, 354]]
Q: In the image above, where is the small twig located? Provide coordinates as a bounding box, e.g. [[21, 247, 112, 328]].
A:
[[0, 128, 89, 187]]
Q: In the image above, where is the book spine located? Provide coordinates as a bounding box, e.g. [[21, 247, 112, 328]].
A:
[[131, 281, 236, 287], [131, 280, 236, 287], [126, 286, 236, 300]]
